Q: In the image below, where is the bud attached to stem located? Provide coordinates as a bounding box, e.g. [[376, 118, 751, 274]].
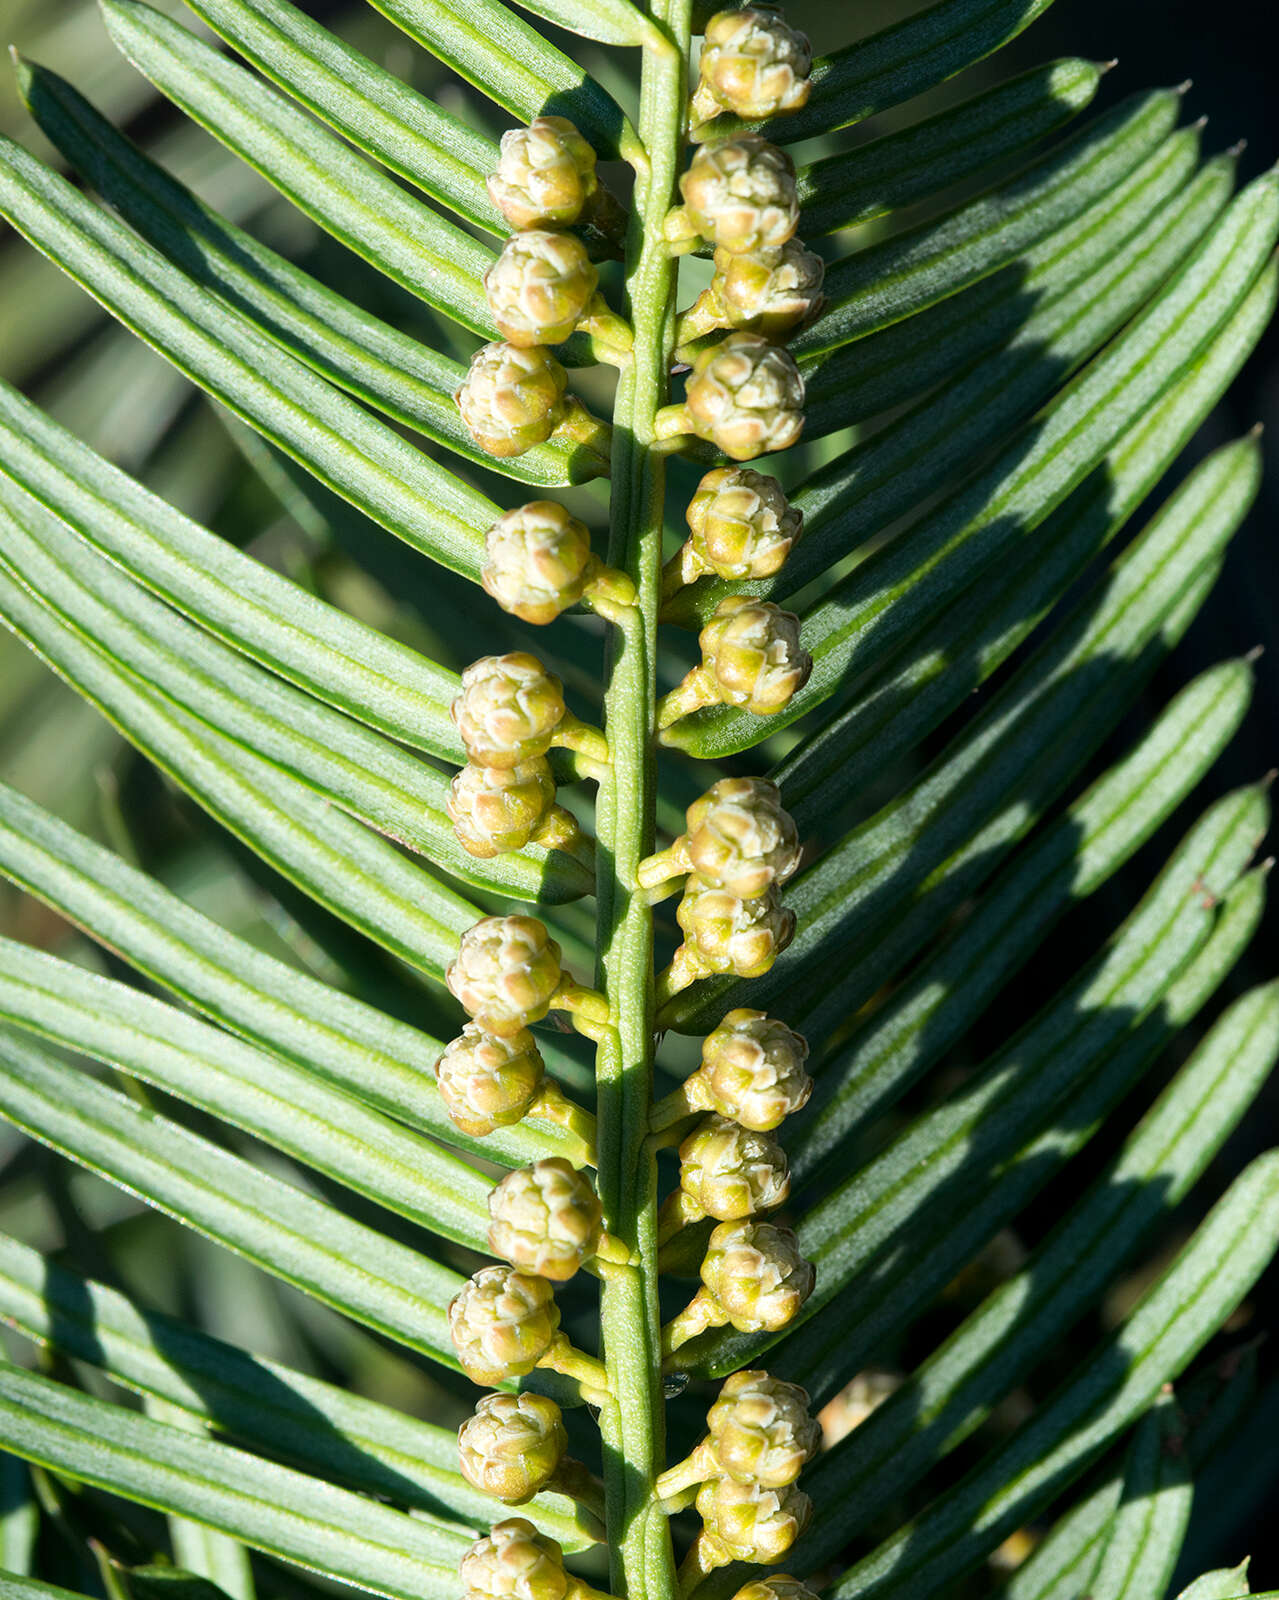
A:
[[666, 466, 802, 591], [447, 915, 567, 1035], [452, 654, 608, 768], [660, 877, 795, 1000], [653, 1009, 811, 1132], [640, 776, 801, 900], [484, 231, 602, 348], [677, 241, 825, 350], [482, 503, 636, 626], [663, 1218, 815, 1357], [728, 1578, 822, 1600], [449, 1265, 562, 1384], [433, 1024, 598, 1159], [660, 1113, 790, 1236], [686, 1477, 812, 1580], [488, 1157, 613, 1280], [487, 116, 622, 243], [461, 1517, 608, 1600], [456, 341, 569, 458], [706, 1370, 821, 1486], [458, 1391, 567, 1503], [655, 334, 804, 461], [658, 597, 811, 730], [665, 136, 799, 256], [690, 7, 813, 129], [448, 758, 559, 858]]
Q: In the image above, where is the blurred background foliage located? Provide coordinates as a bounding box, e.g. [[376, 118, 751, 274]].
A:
[[0, 0, 1275, 1591]]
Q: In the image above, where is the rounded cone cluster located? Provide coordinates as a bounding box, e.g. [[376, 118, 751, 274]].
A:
[[448, 759, 558, 859], [700, 1218, 815, 1333], [447, 915, 564, 1035], [684, 777, 802, 898], [488, 1157, 604, 1281], [707, 1370, 820, 1487], [685, 466, 803, 581], [434, 1024, 546, 1136], [456, 341, 569, 458], [690, 1009, 812, 1130], [461, 1518, 576, 1600], [693, 6, 813, 123], [458, 1392, 568, 1504], [695, 1475, 812, 1566], [485, 231, 600, 349], [683, 333, 805, 461], [677, 1113, 790, 1221], [676, 877, 796, 981], [483, 503, 599, 625], [706, 240, 825, 339], [487, 117, 601, 231], [678, 136, 799, 256], [699, 596, 812, 713], [448, 1266, 561, 1385], [453, 655, 568, 768]]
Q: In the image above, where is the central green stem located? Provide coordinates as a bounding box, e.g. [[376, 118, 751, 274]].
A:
[[593, 6, 690, 1599]]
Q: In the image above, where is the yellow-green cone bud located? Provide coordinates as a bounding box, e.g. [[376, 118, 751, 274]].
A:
[[686, 466, 802, 580], [487, 116, 600, 231], [678, 1113, 790, 1221], [730, 1579, 821, 1600], [485, 232, 601, 349], [483, 503, 599, 625], [677, 136, 799, 255], [488, 1157, 604, 1281], [458, 1391, 567, 1504], [675, 877, 796, 980], [434, 1024, 546, 1136], [706, 1370, 821, 1487], [684, 776, 802, 898], [448, 759, 558, 858], [708, 240, 825, 338], [690, 1009, 812, 1131], [695, 1476, 812, 1566], [452, 653, 568, 768], [730, 1578, 820, 1600], [447, 915, 564, 1035], [700, 1217, 814, 1332], [461, 1517, 574, 1600], [448, 1266, 561, 1385], [699, 596, 811, 713], [693, 7, 813, 124], [685, 334, 805, 460], [457, 341, 569, 458]]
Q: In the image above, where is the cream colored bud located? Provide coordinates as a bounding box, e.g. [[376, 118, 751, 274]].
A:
[[488, 1157, 604, 1281], [485, 232, 601, 348], [696, 1475, 812, 1566], [487, 116, 600, 231], [678, 1113, 790, 1220], [458, 1391, 567, 1503], [684, 334, 805, 460], [461, 1517, 574, 1600], [684, 776, 801, 898], [448, 1266, 561, 1385], [446, 915, 564, 1035], [676, 877, 796, 980], [483, 503, 599, 625], [699, 596, 811, 713], [434, 1024, 545, 1136], [452, 653, 568, 768], [686, 466, 802, 581], [700, 1217, 814, 1332], [457, 341, 569, 458], [694, 7, 813, 122], [707, 1370, 821, 1487], [691, 1009, 812, 1131], [678, 136, 799, 255], [710, 240, 825, 338], [448, 759, 558, 858]]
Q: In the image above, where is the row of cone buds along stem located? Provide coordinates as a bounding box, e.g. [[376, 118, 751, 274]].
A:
[[453, 14, 821, 1600]]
